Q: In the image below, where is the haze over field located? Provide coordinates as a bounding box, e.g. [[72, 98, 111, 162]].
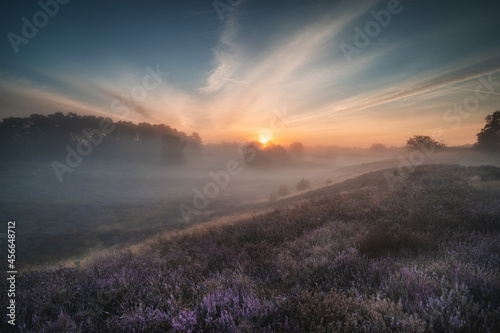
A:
[[1, 0, 500, 331]]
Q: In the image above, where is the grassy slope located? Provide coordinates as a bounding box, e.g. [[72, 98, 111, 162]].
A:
[[1, 164, 499, 332]]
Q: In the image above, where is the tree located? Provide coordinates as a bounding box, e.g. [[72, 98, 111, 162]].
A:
[[406, 135, 445, 153], [369, 143, 386, 151], [243, 141, 291, 167], [296, 178, 310, 191], [161, 134, 186, 165], [187, 132, 203, 151], [289, 142, 304, 160], [189, 132, 202, 146], [277, 184, 290, 197], [475, 110, 500, 151], [0, 112, 199, 162]]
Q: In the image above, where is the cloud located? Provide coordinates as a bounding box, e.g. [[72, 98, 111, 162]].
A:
[[284, 47, 500, 127], [0, 76, 107, 120], [194, 1, 379, 131], [2, 0, 499, 147]]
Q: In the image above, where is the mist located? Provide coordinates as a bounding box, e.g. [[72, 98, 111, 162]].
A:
[[1, 114, 498, 268]]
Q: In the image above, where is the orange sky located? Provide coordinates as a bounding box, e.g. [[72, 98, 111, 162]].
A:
[[1, 1, 500, 148]]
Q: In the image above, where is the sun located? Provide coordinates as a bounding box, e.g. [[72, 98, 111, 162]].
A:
[[258, 131, 273, 147]]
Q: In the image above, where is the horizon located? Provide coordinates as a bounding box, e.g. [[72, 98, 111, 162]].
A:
[[1, 0, 500, 148], [2, 2, 500, 329]]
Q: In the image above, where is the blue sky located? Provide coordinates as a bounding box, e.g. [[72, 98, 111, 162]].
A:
[[1, 0, 500, 146]]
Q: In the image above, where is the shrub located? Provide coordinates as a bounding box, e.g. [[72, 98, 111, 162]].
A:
[[296, 178, 310, 191], [277, 184, 291, 197], [288, 288, 427, 332], [269, 191, 278, 202], [355, 221, 430, 257]]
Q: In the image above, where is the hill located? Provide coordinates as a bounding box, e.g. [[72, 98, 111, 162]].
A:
[[1, 164, 499, 332]]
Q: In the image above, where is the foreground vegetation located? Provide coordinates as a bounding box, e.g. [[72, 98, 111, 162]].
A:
[[1, 164, 499, 332]]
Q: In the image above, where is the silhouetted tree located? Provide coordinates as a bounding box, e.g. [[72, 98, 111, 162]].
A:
[[406, 135, 445, 153], [296, 178, 310, 191], [269, 191, 278, 202], [244, 141, 291, 167], [0, 112, 198, 162], [369, 143, 386, 151], [186, 132, 203, 152], [161, 134, 186, 165], [475, 110, 500, 151], [0, 112, 80, 159], [289, 142, 304, 160], [190, 132, 202, 145], [277, 184, 290, 196]]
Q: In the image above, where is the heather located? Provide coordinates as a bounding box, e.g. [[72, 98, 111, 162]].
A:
[[2, 164, 499, 332]]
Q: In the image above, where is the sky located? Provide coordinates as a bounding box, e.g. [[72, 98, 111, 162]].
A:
[[1, 0, 500, 147]]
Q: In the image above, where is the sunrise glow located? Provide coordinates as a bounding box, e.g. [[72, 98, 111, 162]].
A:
[[1, 1, 499, 148], [260, 138, 270, 147], [2, 1, 500, 331]]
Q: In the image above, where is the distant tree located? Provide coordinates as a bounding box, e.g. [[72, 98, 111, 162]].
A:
[[190, 132, 202, 145], [289, 142, 304, 160], [406, 135, 445, 153], [277, 184, 291, 197], [161, 134, 186, 165], [244, 141, 291, 167], [269, 191, 278, 202], [187, 132, 203, 151], [265, 143, 291, 165], [369, 143, 386, 151], [0, 112, 198, 162], [296, 178, 310, 191], [475, 110, 500, 151]]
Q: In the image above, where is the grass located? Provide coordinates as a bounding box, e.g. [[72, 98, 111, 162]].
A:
[[1, 164, 499, 332], [0, 160, 343, 268]]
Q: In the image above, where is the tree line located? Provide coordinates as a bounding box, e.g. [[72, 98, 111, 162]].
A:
[[1, 109, 498, 164], [0, 112, 201, 163], [405, 110, 500, 152]]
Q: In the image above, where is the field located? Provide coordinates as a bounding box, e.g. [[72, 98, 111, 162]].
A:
[[1, 148, 406, 267], [1, 157, 499, 331], [1, 149, 495, 268], [2, 0, 500, 330]]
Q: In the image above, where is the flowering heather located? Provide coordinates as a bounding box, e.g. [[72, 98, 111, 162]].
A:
[[1, 165, 499, 332]]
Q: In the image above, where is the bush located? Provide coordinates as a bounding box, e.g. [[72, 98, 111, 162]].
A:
[[277, 184, 291, 197], [355, 221, 430, 257], [296, 178, 310, 191], [288, 289, 427, 332]]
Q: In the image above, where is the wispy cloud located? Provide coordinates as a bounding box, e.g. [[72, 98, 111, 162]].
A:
[[1, 0, 499, 147], [194, 1, 378, 133]]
